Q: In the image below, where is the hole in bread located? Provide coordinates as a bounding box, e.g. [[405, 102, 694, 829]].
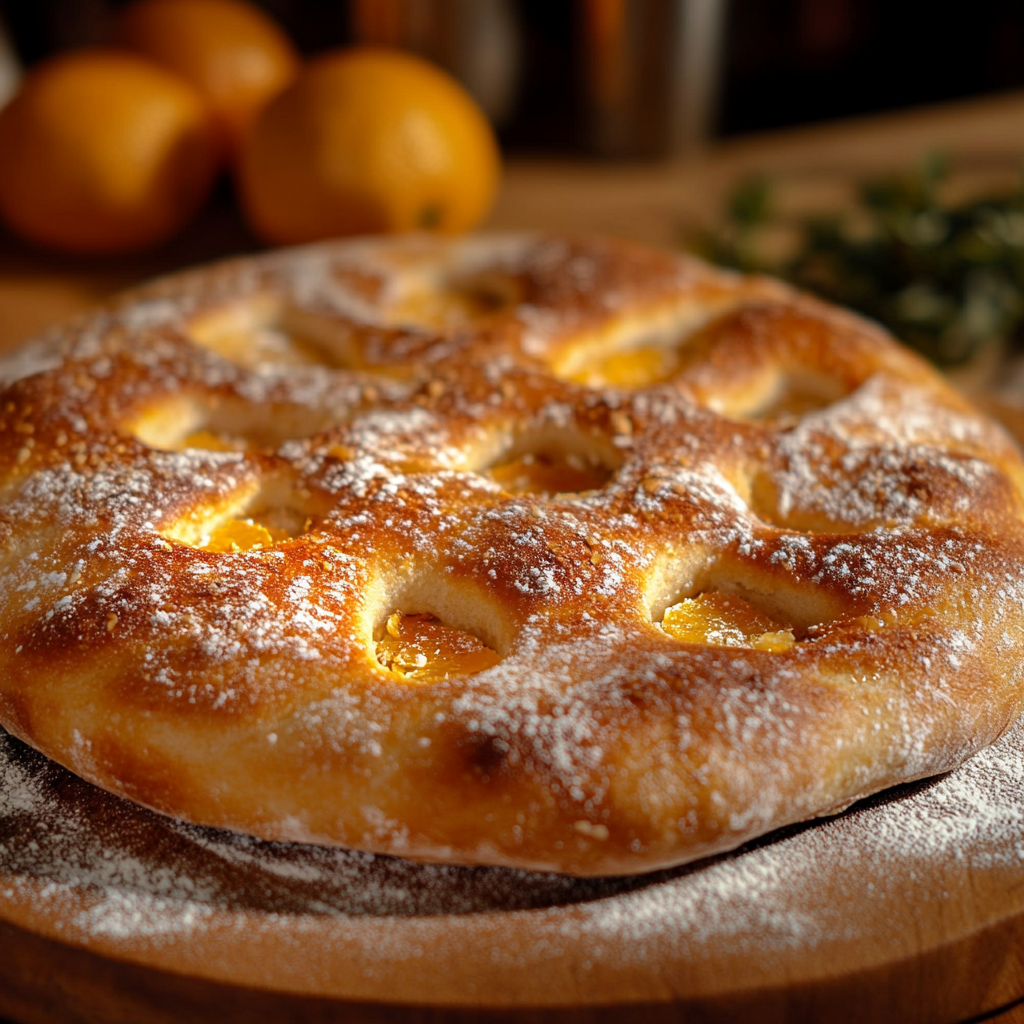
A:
[[647, 556, 839, 646], [748, 471, 833, 533], [747, 468, 888, 534], [127, 394, 343, 452], [724, 370, 848, 424], [187, 297, 356, 370], [367, 568, 510, 684], [160, 474, 317, 551], [566, 343, 682, 390], [375, 612, 501, 683], [659, 592, 797, 652], [387, 270, 522, 330], [475, 428, 622, 498], [487, 449, 613, 498], [178, 428, 249, 453], [550, 303, 743, 389]]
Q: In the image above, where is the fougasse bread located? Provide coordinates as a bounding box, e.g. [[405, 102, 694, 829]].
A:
[[1, 233, 1023, 876]]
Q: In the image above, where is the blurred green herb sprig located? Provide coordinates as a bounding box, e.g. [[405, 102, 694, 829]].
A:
[[695, 156, 1024, 367]]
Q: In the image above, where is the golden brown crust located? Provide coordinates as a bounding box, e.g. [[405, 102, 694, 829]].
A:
[[2, 233, 1023, 875]]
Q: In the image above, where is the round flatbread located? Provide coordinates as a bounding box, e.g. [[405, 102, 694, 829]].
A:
[[1, 234, 1022, 875]]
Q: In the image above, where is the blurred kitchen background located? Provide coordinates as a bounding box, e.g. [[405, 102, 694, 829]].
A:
[[2, 0, 1023, 159], [7, 0, 1024, 385]]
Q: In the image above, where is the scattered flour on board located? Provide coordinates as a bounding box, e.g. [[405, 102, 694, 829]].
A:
[[2, 714, 1022, 963]]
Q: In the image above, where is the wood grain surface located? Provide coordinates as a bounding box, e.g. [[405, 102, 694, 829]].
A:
[[2, 710, 1024, 1023], [4, 91, 1024, 1023]]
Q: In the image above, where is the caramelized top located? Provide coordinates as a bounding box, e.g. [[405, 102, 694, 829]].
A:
[[2, 233, 1024, 876]]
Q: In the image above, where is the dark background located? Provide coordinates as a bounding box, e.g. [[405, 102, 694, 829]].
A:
[[2, 0, 1023, 152]]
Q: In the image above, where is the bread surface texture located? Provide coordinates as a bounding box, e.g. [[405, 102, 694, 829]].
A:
[[1, 233, 1023, 876]]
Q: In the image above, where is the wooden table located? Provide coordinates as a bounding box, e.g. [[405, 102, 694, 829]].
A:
[[4, 91, 1024, 1024]]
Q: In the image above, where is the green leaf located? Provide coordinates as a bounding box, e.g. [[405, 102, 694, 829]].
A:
[[689, 154, 1024, 367]]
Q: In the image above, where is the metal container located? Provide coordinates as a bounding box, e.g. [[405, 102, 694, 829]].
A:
[[579, 0, 727, 158]]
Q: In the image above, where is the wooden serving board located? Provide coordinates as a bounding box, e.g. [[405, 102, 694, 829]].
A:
[[1, 710, 1024, 1024]]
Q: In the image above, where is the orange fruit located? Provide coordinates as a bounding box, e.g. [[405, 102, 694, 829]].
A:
[[116, 0, 299, 161], [0, 50, 220, 254], [236, 47, 501, 245]]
